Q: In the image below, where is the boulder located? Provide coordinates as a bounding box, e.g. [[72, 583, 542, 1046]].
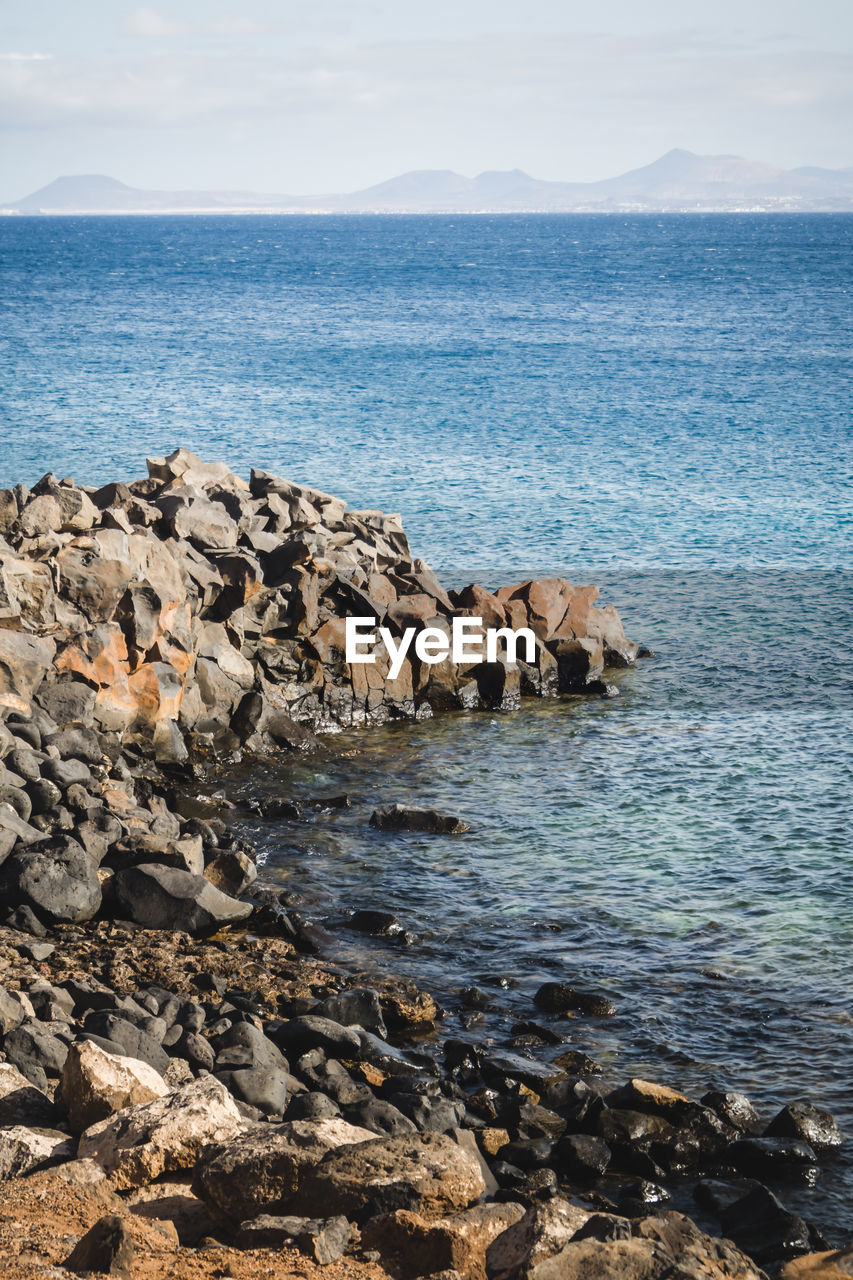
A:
[[78, 1075, 246, 1189], [58, 1039, 170, 1135], [765, 1100, 843, 1152], [0, 837, 102, 923], [213, 1020, 288, 1073], [0, 1062, 56, 1127], [160, 492, 239, 550], [63, 1214, 136, 1276], [272, 1014, 362, 1059], [203, 847, 257, 897], [607, 1078, 695, 1121], [487, 1206, 766, 1280], [729, 1135, 818, 1175], [318, 987, 387, 1038], [0, 804, 47, 862], [234, 1213, 351, 1263], [719, 1184, 812, 1266], [111, 862, 252, 933], [56, 548, 133, 622], [370, 803, 470, 834], [193, 1117, 376, 1222], [223, 1066, 289, 1119], [0, 983, 26, 1035], [0, 1125, 74, 1179], [304, 1131, 487, 1222], [365, 1204, 526, 1280], [3, 1020, 70, 1081], [486, 1197, 591, 1280], [0, 630, 56, 702], [781, 1247, 853, 1279], [533, 981, 617, 1017], [702, 1091, 764, 1135]]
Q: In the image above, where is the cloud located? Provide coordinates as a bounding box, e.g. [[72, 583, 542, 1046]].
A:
[[0, 29, 850, 178], [123, 8, 271, 40], [125, 8, 187, 39], [0, 53, 53, 61]]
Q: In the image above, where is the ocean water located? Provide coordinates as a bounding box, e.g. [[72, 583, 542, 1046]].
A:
[[2, 213, 852, 1237]]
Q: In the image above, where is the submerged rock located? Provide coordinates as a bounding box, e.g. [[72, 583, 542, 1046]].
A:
[[370, 804, 471, 834]]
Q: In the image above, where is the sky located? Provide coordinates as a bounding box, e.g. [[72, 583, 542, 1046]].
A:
[[1, 0, 852, 199]]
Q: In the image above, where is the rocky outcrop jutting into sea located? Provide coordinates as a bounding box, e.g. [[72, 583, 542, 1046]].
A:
[[0, 447, 637, 752], [0, 450, 843, 1278]]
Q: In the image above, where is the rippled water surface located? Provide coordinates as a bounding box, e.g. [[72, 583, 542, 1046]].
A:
[[2, 213, 852, 1235]]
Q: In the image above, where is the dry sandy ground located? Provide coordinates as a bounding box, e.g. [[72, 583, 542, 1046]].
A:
[[0, 1169, 395, 1280]]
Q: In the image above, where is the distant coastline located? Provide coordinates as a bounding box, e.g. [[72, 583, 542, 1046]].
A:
[[5, 148, 853, 215]]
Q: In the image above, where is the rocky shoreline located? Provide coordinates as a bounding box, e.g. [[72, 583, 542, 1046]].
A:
[[0, 450, 848, 1279]]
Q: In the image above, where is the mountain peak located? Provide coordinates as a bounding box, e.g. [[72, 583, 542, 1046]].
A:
[[15, 174, 134, 209], [7, 151, 853, 214]]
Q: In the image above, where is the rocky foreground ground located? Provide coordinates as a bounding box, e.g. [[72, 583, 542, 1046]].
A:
[[0, 450, 849, 1278]]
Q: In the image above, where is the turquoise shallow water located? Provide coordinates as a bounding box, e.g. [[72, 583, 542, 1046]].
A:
[[2, 212, 852, 1235]]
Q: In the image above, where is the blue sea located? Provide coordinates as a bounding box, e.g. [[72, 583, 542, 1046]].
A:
[[2, 213, 852, 1237]]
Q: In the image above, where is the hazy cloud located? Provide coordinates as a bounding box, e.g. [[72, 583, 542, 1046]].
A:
[[1, 15, 850, 192], [125, 9, 188, 39]]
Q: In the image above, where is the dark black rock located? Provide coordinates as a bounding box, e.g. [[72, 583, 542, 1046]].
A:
[[81, 1014, 170, 1075], [729, 1135, 818, 1176], [533, 981, 617, 1017], [553, 1133, 611, 1179], [516, 1102, 567, 1142], [0, 837, 101, 923], [25, 778, 63, 817], [222, 1067, 289, 1119], [719, 1184, 812, 1265], [6, 748, 43, 783], [765, 1098, 843, 1152], [359, 1032, 437, 1085], [175, 1000, 206, 1033], [497, 1137, 554, 1170], [44, 727, 103, 764], [3, 904, 48, 936], [111, 862, 251, 933], [344, 1098, 417, 1138], [369, 803, 470, 834], [693, 1178, 765, 1217], [317, 987, 387, 1038], [701, 1089, 763, 1135], [297, 1055, 368, 1108], [63, 1214, 135, 1276], [178, 1030, 216, 1072], [3, 1020, 69, 1080], [0, 1069, 56, 1127], [40, 757, 93, 791], [234, 1214, 350, 1264], [347, 908, 403, 937], [492, 1164, 558, 1201], [596, 1108, 676, 1148], [573, 1213, 632, 1242], [213, 1021, 287, 1073], [480, 1050, 566, 1094], [287, 1091, 343, 1121], [391, 1091, 466, 1134], [618, 1179, 671, 1217], [271, 1014, 362, 1059]]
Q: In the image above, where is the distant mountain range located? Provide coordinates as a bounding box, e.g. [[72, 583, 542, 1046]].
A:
[[5, 150, 853, 215]]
